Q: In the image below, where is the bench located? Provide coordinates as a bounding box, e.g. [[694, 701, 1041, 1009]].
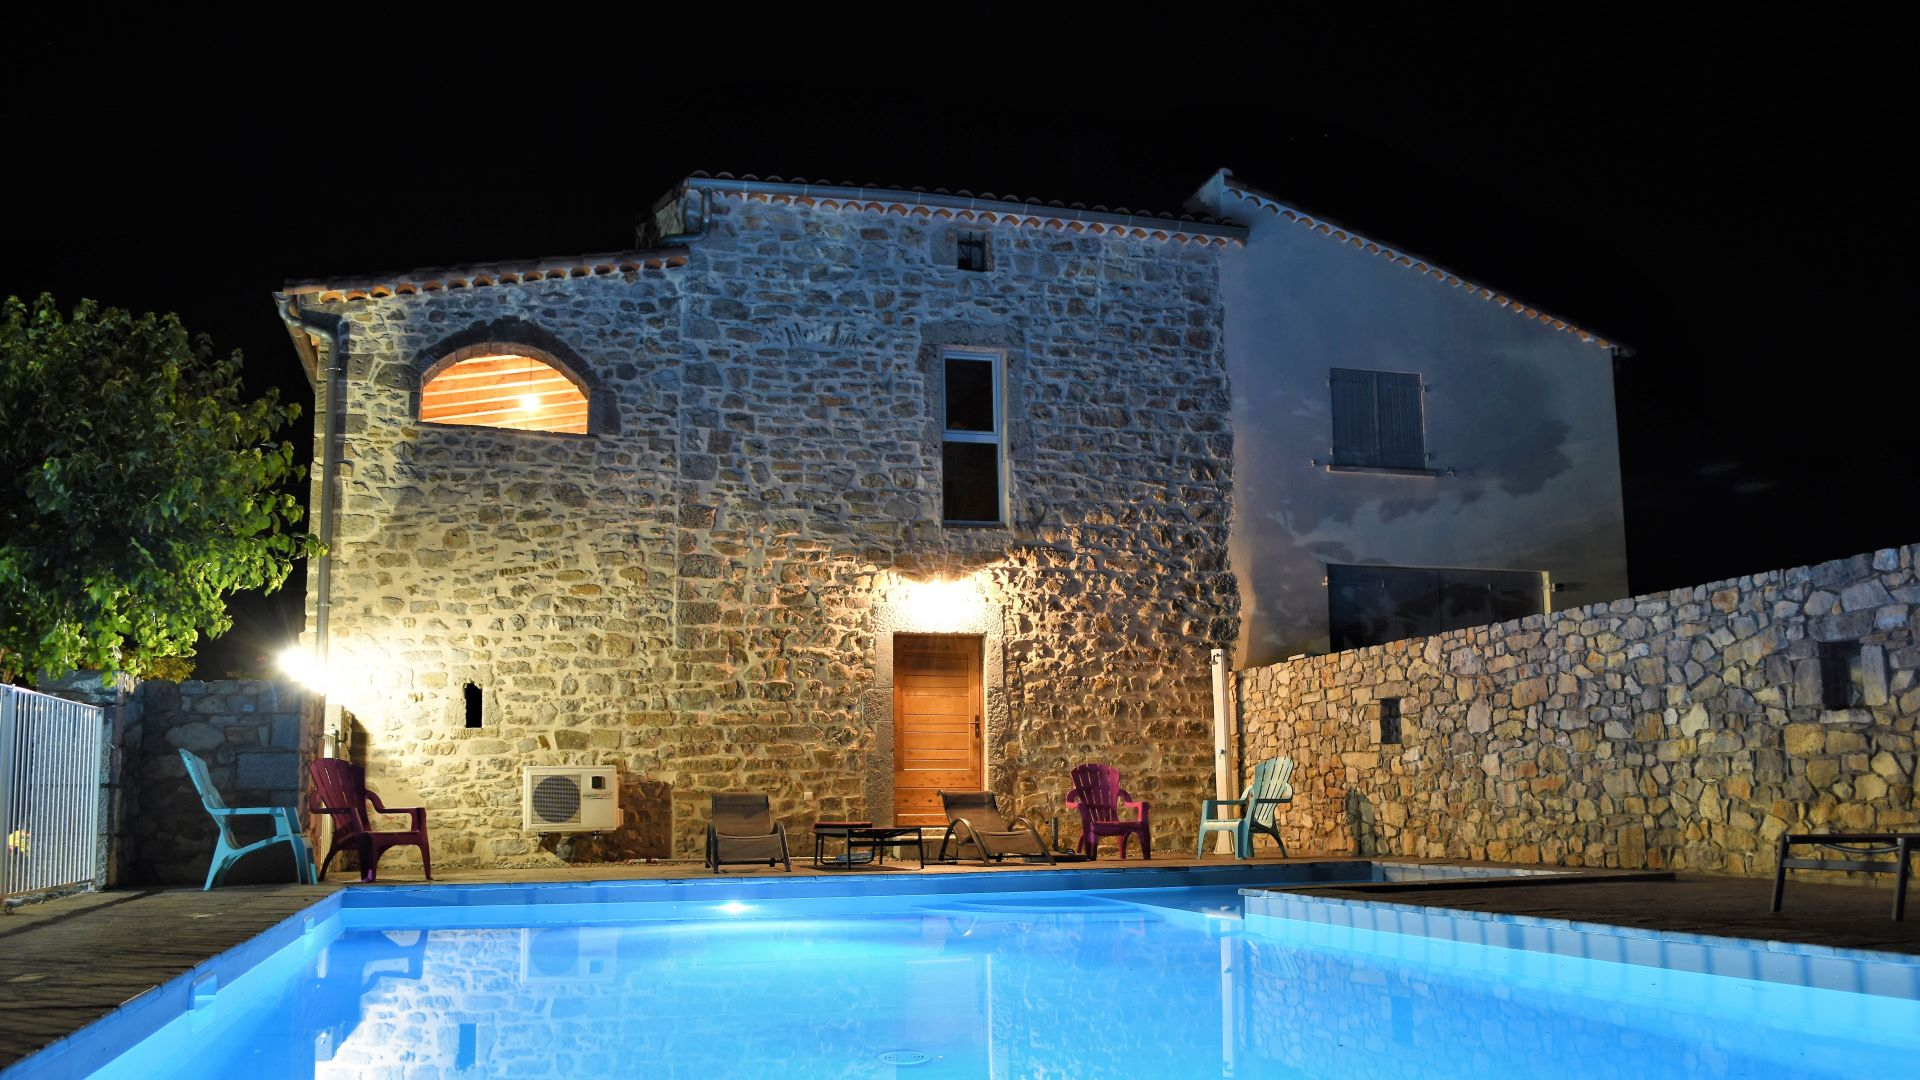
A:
[[1770, 832, 1917, 921]]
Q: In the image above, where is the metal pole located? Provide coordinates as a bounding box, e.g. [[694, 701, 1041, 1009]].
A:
[[1210, 648, 1234, 854]]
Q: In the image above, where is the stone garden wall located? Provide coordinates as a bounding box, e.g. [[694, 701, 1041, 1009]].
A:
[[1237, 544, 1919, 874], [298, 186, 1238, 866]]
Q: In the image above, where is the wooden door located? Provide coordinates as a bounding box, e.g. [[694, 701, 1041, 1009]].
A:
[[893, 635, 984, 827]]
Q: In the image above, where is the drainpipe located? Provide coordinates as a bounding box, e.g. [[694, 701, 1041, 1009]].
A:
[[1210, 648, 1234, 853], [272, 295, 346, 756], [1233, 665, 1245, 801], [274, 295, 346, 877]]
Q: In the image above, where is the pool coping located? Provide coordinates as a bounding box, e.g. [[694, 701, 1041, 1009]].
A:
[[1245, 890, 1920, 1000], [334, 858, 1583, 910]]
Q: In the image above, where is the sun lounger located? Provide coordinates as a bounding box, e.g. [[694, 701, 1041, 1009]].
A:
[[937, 790, 1053, 864], [705, 792, 792, 873]]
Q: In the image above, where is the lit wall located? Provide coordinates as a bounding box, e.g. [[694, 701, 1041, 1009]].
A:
[[287, 192, 1238, 865]]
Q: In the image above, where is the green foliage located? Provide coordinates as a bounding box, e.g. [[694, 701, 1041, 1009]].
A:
[[135, 655, 197, 682], [0, 294, 317, 684]]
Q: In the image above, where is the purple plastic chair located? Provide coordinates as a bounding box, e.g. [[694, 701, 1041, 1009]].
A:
[[309, 759, 432, 883], [1065, 763, 1152, 859]]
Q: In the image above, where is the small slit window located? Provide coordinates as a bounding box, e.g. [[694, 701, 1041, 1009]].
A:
[[1817, 641, 1863, 710], [1377, 698, 1402, 745], [957, 231, 990, 272], [463, 682, 484, 728], [422, 351, 588, 434]]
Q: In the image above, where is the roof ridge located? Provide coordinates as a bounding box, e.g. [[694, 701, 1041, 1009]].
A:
[[682, 171, 1241, 236], [1216, 173, 1623, 350]]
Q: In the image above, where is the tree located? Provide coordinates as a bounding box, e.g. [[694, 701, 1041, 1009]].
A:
[[0, 295, 317, 684]]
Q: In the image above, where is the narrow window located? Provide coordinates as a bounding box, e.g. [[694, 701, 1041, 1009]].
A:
[[1378, 698, 1403, 745], [422, 351, 588, 434], [464, 682, 484, 728], [956, 231, 989, 272], [1330, 368, 1426, 469], [1818, 641, 1863, 710], [942, 350, 1004, 525]]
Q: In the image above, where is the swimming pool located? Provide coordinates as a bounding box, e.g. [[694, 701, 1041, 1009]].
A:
[[16, 865, 1920, 1078]]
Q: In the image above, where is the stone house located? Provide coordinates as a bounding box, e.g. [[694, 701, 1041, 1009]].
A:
[[1188, 170, 1630, 668], [274, 170, 1627, 867]]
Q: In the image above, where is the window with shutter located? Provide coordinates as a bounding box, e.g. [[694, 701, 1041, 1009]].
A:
[[1375, 372, 1426, 468], [1329, 369, 1378, 465], [1329, 368, 1427, 469]]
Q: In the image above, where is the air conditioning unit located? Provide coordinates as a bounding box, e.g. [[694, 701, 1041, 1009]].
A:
[[522, 766, 622, 833], [519, 926, 619, 983]]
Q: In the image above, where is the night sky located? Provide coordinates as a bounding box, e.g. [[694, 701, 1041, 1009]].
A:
[[5, 15, 1915, 678]]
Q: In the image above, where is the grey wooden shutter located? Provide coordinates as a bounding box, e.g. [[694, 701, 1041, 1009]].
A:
[[1329, 369, 1378, 466], [1375, 372, 1426, 469]]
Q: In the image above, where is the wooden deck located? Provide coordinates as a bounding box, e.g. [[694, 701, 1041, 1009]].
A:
[[0, 883, 337, 1070], [1, 859, 1913, 1070]]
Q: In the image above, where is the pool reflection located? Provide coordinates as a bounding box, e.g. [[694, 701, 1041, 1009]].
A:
[[131, 894, 1920, 1080]]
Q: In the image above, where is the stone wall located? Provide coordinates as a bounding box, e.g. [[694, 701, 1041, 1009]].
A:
[[1237, 544, 1919, 874], [132, 679, 315, 885], [300, 187, 1236, 866]]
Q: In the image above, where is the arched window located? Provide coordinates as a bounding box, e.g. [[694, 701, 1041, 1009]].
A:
[[420, 349, 589, 434]]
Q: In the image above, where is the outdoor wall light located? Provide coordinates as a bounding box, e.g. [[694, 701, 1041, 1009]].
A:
[[276, 646, 328, 693], [900, 576, 987, 629]]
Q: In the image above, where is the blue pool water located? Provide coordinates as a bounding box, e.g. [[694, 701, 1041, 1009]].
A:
[[46, 873, 1920, 1079]]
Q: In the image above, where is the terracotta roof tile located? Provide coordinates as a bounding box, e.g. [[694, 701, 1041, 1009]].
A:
[[682, 172, 1244, 246], [282, 248, 690, 305]]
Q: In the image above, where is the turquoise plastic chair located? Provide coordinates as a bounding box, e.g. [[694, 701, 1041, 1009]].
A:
[[180, 749, 318, 890], [1196, 756, 1294, 859]]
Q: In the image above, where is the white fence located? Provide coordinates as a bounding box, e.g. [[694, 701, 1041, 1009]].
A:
[[1, 685, 109, 899]]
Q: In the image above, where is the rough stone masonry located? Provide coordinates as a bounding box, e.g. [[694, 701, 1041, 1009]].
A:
[[297, 188, 1239, 865], [1239, 544, 1919, 875]]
